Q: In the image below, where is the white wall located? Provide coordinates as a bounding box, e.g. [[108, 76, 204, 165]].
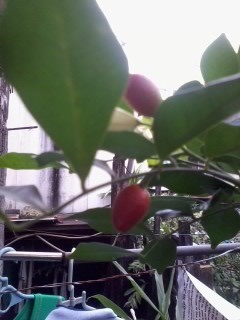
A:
[[6, 92, 112, 212]]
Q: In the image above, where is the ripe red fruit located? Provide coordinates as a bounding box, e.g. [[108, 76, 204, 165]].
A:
[[112, 184, 150, 233], [124, 74, 162, 117]]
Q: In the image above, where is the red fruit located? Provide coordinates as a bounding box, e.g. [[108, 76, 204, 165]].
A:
[[124, 74, 162, 117], [112, 184, 150, 233]]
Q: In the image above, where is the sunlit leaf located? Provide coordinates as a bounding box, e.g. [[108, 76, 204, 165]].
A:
[[147, 157, 160, 168], [107, 108, 138, 132], [0, 0, 128, 183], [153, 74, 240, 159], [101, 131, 156, 162], [69, 242, 137, 262], [200, 34, 239, 83], [0, 185, 47, 211], [140, 238, 176, 274]]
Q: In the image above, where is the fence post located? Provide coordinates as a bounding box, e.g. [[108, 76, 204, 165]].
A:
[[178, 220, 200, 277], [199, 264, 214, 289]]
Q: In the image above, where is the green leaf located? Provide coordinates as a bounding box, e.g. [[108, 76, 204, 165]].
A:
[[113, 261, 160, 313], [175, 80, 203, 94], [154, 269, 175, 318], [162, 268, 175, 316], [200, 34, 239, 83], [69, 242, 137, 262], [90, 294, 132, 320], [0, 185, 47, 211], [147, 157, 161, 168], [147, 196, 193, 219], [118, 99, 133, 114], [35, 152, 66, 167], [154, 272, 165, 311], [0, 0, 128, 183], [149, 169, 235, 196], [153, 73, 240, 159], [205, 123, 240, 158], [214, 153, 240, 173], [185, 137, 205, 157], [101, 131, 156, 162], [0, 153, 38, 169], [67, 208, 152, 236], [202, 205, 240, 248], [140, 238, 176, 274], [0, 152, 65, 170]]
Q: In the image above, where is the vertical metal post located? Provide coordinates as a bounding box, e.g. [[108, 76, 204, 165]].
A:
[[178, 220, 200, 276], [111, 155, 126, 206], [153, 186, 161, 237], [0, 70, 10, 276]]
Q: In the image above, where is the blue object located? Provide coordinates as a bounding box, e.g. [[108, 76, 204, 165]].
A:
[[0, 247, 34, 314], [45, 306, 119, 320]]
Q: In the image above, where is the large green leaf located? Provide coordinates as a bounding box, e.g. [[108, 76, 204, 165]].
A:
[[200, 34, 239, 83], [149, 169, 235, 196], [101, 131, 156, 162], [69, 242, 137, 262], [147, 196, 193, 219], [202, 205, 240, 248], [0, 0, 128, 183], [67, 208, 152, 236], [205, 123, 240, 158], [90, 294, 132, 320], [140, 238, 176, 274], [153, 74, 240, 159]]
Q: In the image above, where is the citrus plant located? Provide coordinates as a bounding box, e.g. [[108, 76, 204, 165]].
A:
[[0, 1, 239, 278]]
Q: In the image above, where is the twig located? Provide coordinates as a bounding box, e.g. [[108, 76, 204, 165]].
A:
[[35, 235, 64, 253]]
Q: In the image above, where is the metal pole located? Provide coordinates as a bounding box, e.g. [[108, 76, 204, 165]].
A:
[[0, 251, 66, 262], [0, 243, 239, 262], [176, 243, 240, 257]]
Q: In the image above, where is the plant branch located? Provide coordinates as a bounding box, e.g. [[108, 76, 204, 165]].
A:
[[182, 146, 228, 174], [9, 165, 240, 231]]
